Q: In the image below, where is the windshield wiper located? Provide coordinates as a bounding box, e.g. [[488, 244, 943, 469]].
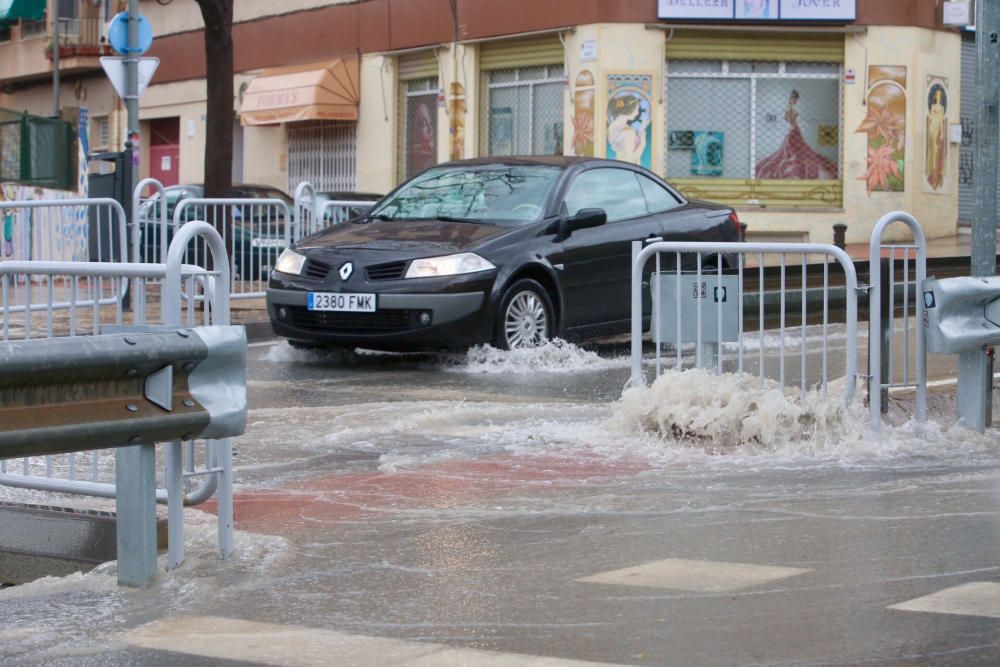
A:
[[434, 216, 486, 224], [365, 213, 395, 222]]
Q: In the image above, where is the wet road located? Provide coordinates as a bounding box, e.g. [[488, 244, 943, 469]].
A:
[[2, 334, 1000, 666]]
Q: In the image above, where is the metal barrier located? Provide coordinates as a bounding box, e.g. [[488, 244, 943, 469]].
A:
[[173, 197, 291, 299], [868, 211, 927, 431], [0, 221, 235, 570], [630, 241, 860, 408], [0, 197, 127, 264], [293, 181, 316, 240], [293, 180, 377, 237], [132, 178, 169, 265]]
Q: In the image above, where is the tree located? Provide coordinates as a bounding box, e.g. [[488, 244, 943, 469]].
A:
[[193, 0, 233, 206]]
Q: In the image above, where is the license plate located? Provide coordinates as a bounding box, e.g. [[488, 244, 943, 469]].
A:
[[251, 238, 286, 249], [308, 292, 376, 312]]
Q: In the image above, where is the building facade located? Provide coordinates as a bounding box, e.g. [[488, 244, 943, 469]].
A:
[[0, 0, 968, 243]]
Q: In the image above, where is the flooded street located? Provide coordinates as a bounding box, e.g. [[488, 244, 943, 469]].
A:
[[3, 335, 1000, 666]]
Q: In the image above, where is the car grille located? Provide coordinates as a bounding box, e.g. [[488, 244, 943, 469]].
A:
[[365, 261, 408, 281], [302, 259, 331, 281], [288, 306, 412, 334]]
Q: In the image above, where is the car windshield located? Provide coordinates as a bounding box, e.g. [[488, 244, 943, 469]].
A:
[[368, 165, 561, 224]]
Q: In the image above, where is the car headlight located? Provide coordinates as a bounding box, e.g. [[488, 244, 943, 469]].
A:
[[274, 248, 307, 276], [404, 253, 496, 279]]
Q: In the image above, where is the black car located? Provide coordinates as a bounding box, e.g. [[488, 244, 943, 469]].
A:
[[267, 157, 739, 351]]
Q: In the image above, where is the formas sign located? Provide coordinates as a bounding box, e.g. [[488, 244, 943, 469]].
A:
[[657, 0, 856, 21]]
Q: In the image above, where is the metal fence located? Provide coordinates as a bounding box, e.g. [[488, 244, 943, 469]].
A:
[[172, 197, 291, 299], [868, 211, 928, 431], [0, 221, 235, 568], [0, 108, 75, 191], [132, 178, 169, 265], [292, 180, 378, 238], [630, 241, 860, 407], [479, 65, 566, 157]]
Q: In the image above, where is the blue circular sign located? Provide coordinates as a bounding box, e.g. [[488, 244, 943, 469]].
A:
[[107, 12, 154, 56]]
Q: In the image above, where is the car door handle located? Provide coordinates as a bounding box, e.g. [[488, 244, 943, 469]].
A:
[[644, 236, 664, 244]]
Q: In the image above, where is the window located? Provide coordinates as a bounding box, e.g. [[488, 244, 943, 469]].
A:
[[20, 15, 47, 38], [90, 116, 110, 150], [397, 77, 438, 183], [665, 59, 842, 207], [637, 173, 682, 213], [481, 65, 565, 157], [0, 23, 11, 42], [564, 168, 647, 222]]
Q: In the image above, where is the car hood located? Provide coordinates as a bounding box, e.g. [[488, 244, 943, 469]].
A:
[[297, 220, 512, 255]]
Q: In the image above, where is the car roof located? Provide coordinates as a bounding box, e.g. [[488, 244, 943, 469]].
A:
[[435, 156, 602, 170]]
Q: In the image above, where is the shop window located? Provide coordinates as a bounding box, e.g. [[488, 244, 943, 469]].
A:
[[665, 60, 842, 208], [397, 77, 438, 183], [481, 65, 564, 158], [20, 15, 47, 38]]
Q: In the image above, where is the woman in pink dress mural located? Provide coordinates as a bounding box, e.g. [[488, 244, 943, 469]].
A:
[[756, 90, 838, 180]]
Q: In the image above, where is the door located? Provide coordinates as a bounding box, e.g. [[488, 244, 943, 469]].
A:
[[149, 117, 181, 187], [559, 167, 664, 328]]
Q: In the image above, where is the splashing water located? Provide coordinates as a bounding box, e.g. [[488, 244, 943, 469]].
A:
[[444, 339, 628, 375]]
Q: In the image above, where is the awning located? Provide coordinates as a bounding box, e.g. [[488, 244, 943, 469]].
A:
[[239, 58, 360, 126], [0, 0, 45, 22]]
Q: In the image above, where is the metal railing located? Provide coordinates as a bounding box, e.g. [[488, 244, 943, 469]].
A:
[[0, 221, 235, 570], [172, 197, 291, 299], [292, 180, 378, 237], [868, 211, 928, 431], [132, 178, 169, 265], [0, 197, 127, 263], [630, 241, 860, 408]]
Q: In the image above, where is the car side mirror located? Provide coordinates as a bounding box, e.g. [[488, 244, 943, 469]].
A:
[[561, 208, 607, 236]]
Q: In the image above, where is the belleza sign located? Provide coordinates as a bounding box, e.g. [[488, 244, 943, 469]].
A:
[[657, 0, 856, 21]]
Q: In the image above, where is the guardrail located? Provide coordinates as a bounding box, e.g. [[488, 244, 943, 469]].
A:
[[630, 241, 860, 408], [0, 221, 235, 573], [293, 180, 377, 237], [132, 178, 169, 266], [0, 326, 246, 587]]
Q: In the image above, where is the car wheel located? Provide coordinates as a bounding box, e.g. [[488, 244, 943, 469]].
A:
[[494, 279, 554, 350]]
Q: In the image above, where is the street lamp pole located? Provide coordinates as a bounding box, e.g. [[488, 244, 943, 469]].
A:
[[125, 0, 139, 190], [51, 1, 60, 117], [958, 0, 1000, 431]]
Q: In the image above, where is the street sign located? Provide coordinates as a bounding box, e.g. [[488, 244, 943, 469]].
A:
[[107, 11, 154, 55], [101, 56, 159, 100]]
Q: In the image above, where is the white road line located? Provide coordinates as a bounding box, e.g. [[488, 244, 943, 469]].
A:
[[248, 340, 280, 348], [124, 616, 624, 667], [888, 582, 1000, 619], [576, 558, 810, 593]]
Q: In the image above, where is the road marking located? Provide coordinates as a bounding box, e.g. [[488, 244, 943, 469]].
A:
[[888, 582, 1000, 619], [124, 616, 623, 666], [576, 558, 810, 593], [248, 340, 280, 348]]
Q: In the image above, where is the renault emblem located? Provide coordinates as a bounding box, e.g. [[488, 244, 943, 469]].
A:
[[339, 262, 353, 281]]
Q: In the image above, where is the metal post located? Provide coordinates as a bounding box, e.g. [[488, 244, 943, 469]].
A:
[[879, 258, 891, 414], [833, 223, 847, 250], [51, 5, 60, 117], [125, 0, 139, 192], [959, 0, 1000, 432], [114, 443, 158, 587]]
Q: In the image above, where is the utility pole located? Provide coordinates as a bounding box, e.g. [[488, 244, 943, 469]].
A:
[[125, 0, 139, 190], [958, 0, 1000, 431], [51, 1, 60, 117]]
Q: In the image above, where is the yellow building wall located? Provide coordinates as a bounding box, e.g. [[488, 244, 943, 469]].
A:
[[356, 53, 397, 194], [563, 24, 666, 171], [241, 125, 286, 190]]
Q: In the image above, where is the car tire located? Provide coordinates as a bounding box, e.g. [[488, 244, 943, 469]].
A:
[[493, 279, 554, 350]]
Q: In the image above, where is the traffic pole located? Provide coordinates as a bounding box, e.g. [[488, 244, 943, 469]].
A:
[[125, 0, 139, 192], [958, 1, 1000, 432]]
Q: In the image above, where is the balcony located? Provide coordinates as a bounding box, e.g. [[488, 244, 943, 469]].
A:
[[0, 14, 111, 85]]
